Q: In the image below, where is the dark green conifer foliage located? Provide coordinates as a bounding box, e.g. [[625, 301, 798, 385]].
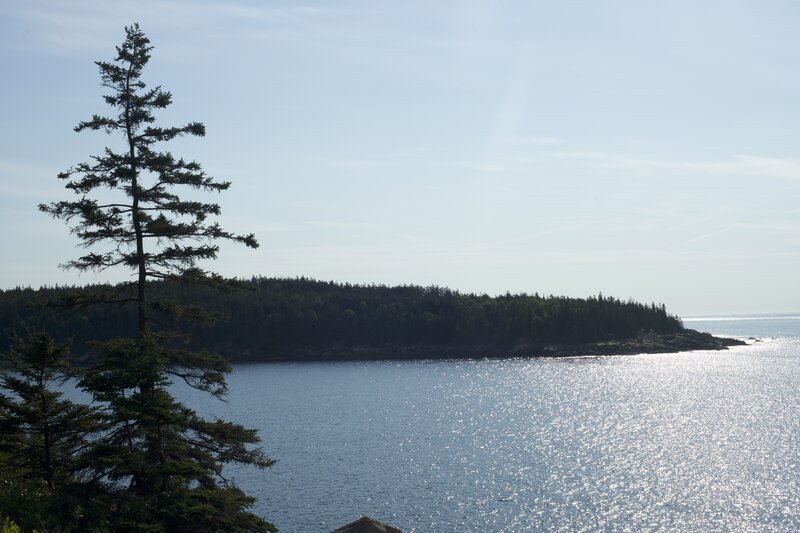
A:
[[38, 23, 275, 531], [0, 331, 100, 531]]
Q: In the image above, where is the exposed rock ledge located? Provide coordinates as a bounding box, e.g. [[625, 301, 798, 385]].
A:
[[331, 516, 403, 533], [531, 329, 747, 357], [247, 329, 747, 362]]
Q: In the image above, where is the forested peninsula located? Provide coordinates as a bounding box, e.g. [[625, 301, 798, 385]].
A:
[[0, 277, 743, 362]]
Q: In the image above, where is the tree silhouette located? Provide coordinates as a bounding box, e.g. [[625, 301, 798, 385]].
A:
[[39, 23, 275, 531]]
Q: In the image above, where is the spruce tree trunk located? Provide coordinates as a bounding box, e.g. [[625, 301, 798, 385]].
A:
[[123, 63, 147, 340]]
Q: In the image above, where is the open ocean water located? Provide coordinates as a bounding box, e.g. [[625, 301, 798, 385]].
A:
[[178, 315, 800, 532]]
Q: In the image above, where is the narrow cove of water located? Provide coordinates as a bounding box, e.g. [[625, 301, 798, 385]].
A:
[[172, 316, 800, 532]]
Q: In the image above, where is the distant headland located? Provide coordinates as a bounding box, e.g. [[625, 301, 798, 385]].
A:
[[265, 329, 745, 361], [0, 277, 745, 362]]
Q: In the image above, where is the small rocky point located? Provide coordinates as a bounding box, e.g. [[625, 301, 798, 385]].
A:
[[553, 329, 747, 357], [331, 516, 403, 533]]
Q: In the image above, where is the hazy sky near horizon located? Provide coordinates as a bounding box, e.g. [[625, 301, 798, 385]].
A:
[[1, 0, 799, 315]]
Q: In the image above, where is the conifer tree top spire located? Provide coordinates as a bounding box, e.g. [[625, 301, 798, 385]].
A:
[[41, 22, 258, 319]]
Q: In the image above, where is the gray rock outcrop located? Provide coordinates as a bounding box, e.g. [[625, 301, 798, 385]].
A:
[[331, 516, 403, 533]]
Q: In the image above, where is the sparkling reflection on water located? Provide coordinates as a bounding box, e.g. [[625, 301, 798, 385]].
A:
[[178, 321, 800, 532]]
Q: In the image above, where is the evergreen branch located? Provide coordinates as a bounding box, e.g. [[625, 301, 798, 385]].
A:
[[75, 115, 122, 133], [134, 121, 204, 143], [62, 253, 135, 271], [31, 289, 138, 311], [148, 299, 223, 325]]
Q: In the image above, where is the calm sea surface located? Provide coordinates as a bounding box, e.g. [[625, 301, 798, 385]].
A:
[[177, 315, 800, 532]]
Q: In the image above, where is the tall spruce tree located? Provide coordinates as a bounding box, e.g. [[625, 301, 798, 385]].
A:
[[39, 24, 275, 531]]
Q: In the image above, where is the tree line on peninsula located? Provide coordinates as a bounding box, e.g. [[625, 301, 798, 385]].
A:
[[0, 277, 684, 361]]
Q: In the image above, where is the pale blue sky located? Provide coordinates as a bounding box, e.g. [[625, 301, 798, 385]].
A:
[[1, 1, 799, 315]]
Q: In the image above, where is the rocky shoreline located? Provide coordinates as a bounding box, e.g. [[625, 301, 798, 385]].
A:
[[232, 329, 747, 362]]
